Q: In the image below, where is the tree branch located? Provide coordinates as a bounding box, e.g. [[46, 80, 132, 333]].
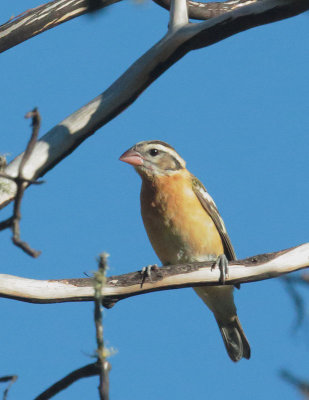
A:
[[33, 253, 112, 400], [0, 109, 43, 258], [94, 253, 111, 400], [280, 369, 309, 398], [155, 0, 260, 21], [282, 275, 306, 330], [34, 363, 100, 400], [0, 243, 308, 306], [0, 0, 262, 54], [169, 0, 189, 31], [0, 0, 121, 54], [0, 0, 307, 210], [0, 375, 18, 400]]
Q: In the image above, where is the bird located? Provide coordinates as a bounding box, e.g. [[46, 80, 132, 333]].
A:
[[119, 140, 250, 362]]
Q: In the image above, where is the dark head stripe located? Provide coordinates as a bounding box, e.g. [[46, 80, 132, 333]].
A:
[[139, 140, 175, 151]]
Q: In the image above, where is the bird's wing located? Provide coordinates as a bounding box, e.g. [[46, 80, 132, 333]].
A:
[[191, 175, 236, 261]]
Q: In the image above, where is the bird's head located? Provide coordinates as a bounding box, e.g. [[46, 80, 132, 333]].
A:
[[119, 140, 186, 179]]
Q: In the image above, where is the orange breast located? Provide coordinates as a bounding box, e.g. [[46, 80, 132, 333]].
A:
[[140, 171, 224, 265]]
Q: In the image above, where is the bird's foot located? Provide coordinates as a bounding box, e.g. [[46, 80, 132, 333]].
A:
[[140, 264, 159, 288], [211, 254, 229, 285]]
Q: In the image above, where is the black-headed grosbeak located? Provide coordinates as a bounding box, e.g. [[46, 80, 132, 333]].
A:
[[120, 140, 250, 362]]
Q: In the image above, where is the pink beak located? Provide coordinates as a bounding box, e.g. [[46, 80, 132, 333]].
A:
[[119, 149, 144, 166]]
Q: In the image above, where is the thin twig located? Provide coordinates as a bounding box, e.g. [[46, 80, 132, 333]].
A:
[[94, 252, 111, 400], [32, 253, 112, 399], [281, 276, 305, 331], [21, 109, 41, 173], [34, 363, 100, 400], [280, 369, 309, 398], [0, 375, 18, 400], [300, 272, 309, 284], [0, 217, 14, 231], [0, 108, 43, 258]]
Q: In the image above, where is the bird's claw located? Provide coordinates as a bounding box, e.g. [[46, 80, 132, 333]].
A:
[[211, 254, 229, 285], [140, 264, 158, 288]]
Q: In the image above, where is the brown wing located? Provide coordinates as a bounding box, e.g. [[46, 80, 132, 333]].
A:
[[192, 175, 236, 261]]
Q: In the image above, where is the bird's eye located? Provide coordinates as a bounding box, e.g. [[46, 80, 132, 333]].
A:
[[149, 148, 159, 157]]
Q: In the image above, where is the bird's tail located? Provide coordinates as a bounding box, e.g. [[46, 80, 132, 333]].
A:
[[217, 316, 251, 362]]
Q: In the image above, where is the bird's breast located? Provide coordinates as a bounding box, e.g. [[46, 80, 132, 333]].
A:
[[140, 173, 224, 265]]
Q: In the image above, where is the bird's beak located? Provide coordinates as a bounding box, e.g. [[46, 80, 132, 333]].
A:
[[119, 149, 144, 166]]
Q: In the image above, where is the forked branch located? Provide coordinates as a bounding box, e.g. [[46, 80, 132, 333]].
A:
[[0, 243, 308, 306], [0, 0, 262, 54], [0, 109, 44, 257]]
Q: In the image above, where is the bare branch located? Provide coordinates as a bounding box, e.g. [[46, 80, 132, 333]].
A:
[[32, 254, 112, 400], [0, 109, 42, 258], [0, 0, 121, 54], [1, 0, 307, 210], [34, 253, 110, 400], [0, 0, 263, 54], [20, 109, 41, 173], [280, 369, 309, 398], [0, 217, 14, 231], [0, 375, 18, 400], [0, 243, 308, 306], [281, 270, 309, 330], [155, 0, 260, 20], [34, 363, 100, 400], [169, 0, 189, 31], [282, 276, 306, 331], [94, 253, 111, 400]]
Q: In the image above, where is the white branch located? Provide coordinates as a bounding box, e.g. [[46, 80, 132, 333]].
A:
[[169, 0, 189, 32], [1, 244, 308, 306], [0, 0, 307, 209]]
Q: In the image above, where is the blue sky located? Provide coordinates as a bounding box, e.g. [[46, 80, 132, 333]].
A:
[[1, 1, 309, 399]]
